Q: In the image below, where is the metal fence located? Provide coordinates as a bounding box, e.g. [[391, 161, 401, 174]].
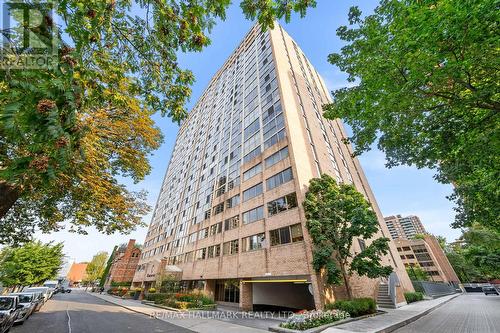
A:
[[412, 281, 458, 298]]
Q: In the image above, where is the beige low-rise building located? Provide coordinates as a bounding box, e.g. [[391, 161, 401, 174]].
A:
[[132, 23, 413, 310], [395, 235, 460, 283]]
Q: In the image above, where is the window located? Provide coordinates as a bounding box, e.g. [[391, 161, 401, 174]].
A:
[[243, 183, 263, 201], [267, 193, 298, 216], [198, 228, 208, 239], [209, 222, 222, 236], [358, 239, 366, 251], [242, 233, 265, 252], [264, 128, 286, 149], [226, 194, 240, 209], [207, 244, 221, 258], [265, 147, 289, 168], [243, 146, 261, 164], [242, 206, 264, 224], [224, 215, 240, 230], [244, 118, 260, 139], [223, 239, 239, 255], [243, 163, 262, 181], [204, 209, 211, 220], [196, 248, 206, 260], [213, 203, 224, 215], [188, 233, 197, 243], [270, 224, 303, 246], [266, 168, 293, 190]]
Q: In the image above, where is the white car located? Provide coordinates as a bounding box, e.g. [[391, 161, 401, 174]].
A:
[[9, 293, 36, 324], [23, 287, 51, 303]]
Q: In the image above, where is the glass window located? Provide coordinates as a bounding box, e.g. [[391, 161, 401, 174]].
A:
[[267, 193, 298, 216], [264, 146, 289, 168], [224, 215, 240, 230], [270, 223, 303, 246], [242, 233, 265, 252], [213, 203, 224, 215], [209, 222, 222, 235], [242, 206, 264, 224], [207, 244, 221, 258], [243, 146, 261, 164], [226, 194, 240, 209], [266, 168, 293, 190], [223, 239, 239, 255], [243, 183, 263, 201], [196, 248, 206, 260], [243, 163, 262, 181], [198, 228, 208, 239]]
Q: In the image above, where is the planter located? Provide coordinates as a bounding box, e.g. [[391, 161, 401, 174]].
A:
[[268, 311, 384, 333]]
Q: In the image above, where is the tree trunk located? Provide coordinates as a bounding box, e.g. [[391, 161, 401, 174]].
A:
[[340, 263, 352, 300], [0, 181, 20, 218]]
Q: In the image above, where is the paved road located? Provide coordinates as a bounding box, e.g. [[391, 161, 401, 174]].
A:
[[394, 293, 500, 333], [11, 290, 194, 333]]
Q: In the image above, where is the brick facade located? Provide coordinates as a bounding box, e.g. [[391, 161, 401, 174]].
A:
[[107, 239, 141, 286]]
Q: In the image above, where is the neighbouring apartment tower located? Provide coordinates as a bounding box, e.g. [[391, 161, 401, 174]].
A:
[[105, 239, 141, 287], [395, 234, 460, 284], [384, 215, 427, 240], [133, 23, 413, 310]]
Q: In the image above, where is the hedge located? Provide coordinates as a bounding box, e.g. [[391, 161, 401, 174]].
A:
[[325, 298, 377, 317], [404, 292, 424, 303]]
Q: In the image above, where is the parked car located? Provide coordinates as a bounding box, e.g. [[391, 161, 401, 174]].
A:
[[0, 296, 23, 333], [482, 286, 499, 295], [28, 292, 44, 312], [9, 293, 36, 324], [23, 287, 51, 302], [60, 287, 72, 293]]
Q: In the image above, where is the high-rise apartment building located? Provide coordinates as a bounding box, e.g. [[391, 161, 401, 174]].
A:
[[384, 215, 427, 240], [395, 235, 460, 284], [132, 24, 412, 310]]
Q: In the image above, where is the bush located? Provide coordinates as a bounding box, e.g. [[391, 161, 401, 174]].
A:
[[148, 287, 156, 293], [404, 292, 424, 303], [280, 310, 350, 330], [145, 293, 170, 304], [325, 298, 377, 317]]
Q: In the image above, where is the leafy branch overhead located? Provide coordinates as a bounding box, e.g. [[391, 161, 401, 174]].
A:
[[304, 174, 392, 299], [0, 0, 316, 245], [323, 0, 499, 232]]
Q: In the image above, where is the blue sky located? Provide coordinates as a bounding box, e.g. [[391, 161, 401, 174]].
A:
[[38, 1, 460, 262]]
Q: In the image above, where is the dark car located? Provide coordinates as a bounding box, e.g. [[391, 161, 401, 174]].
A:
[[9, 293, 36, 324], [0, 296, 23, 333], [483, 286, 499, 295]]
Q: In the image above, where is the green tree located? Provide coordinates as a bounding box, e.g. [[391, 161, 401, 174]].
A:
[[84, 251, 108, 286], [303, 174, 393, 299], [0, 241, 64, 288], [0, 1, 317, 244], [461, 226, 500, 280], [99, 245, 117, 287], [324, 0, 499, 233], [406, 264, 429, 281]]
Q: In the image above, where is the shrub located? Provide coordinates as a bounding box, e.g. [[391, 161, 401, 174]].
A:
[[325, 298, 376, 317], [280, 310, 350, 330], [404, 292, 424, 303], [145, 293, 170, 304], [148, 287, 156, 293]]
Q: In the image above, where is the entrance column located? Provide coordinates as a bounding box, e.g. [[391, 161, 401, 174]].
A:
[[204, 280, 216, 299], [239, 281, 253, 311]]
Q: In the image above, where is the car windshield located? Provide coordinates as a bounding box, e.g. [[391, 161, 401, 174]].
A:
[[18, 295, 32, 303], [0, 298, 13, 310]]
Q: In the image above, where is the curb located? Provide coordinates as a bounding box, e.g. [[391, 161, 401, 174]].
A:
[[87, 292, 155, 318], [374, 293, 460, 333]]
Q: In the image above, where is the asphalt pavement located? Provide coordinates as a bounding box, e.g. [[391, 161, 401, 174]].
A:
[[394, 293, 500, 333], [11, 290, 194, 333]]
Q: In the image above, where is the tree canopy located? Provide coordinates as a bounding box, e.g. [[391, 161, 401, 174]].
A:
[[84, 251, 108, 285], [303, 174, 393, 299], [0, 241, 64, 287], [0, 0, 317, 244], [324, 0, 499, 233]]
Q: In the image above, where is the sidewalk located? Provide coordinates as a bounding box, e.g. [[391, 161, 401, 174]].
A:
[[90, 292, 269, 333], [323, 293, 460, 333]]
